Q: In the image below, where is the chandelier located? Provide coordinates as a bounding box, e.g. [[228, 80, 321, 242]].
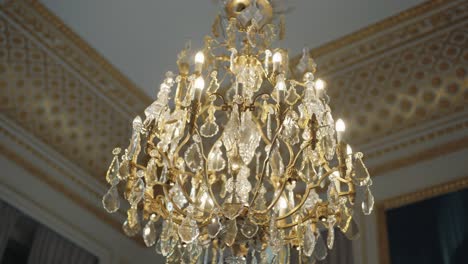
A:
[[102, 0, 374, 263]]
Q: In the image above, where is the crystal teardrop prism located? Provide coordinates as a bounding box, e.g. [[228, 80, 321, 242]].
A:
[[145, 157, 158, 186], [208, 141, 226, 172], [122, 219, 140, 237], [161, 220, 177, 257], [143, 220, 157, 247], [240, 219, 258, 238], [102, 186, 120, 213], [327, 226, 335, 250], [223, 219, 238, 247], [354, 154, 371, 185], [313, 232, 327, 261], [106, 155, 120, 186], [185, 143, 204, 172], [238, 112, 261, 165], [127, 178, 145, 205], [118, 159, 130, 180], [178, 217, 200, 243], [200, 120, 219, 138], [207, 216, 222, 238], [303, 225, 316, 257], [362, 186, 374, 215]]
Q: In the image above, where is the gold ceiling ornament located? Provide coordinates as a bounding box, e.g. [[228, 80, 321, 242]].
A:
[[102, 0, 374, 263]]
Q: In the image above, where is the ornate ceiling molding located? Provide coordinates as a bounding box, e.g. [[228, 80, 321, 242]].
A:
[[312, 0, 468, 146]]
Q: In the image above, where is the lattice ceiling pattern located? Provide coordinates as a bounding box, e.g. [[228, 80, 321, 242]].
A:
[[328, 24, 467, 144]]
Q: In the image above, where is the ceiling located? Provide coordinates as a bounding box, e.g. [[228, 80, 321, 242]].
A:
[[40, 0, 425, 98]]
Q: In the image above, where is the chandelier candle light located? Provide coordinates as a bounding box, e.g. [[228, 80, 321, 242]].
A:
[[102, 0, 374, 263]]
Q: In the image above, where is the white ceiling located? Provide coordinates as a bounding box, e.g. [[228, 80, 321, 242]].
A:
[[41, 0, 425, 98]]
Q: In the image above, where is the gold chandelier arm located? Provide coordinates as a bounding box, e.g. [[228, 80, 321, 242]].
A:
[[254, 139, 310, 214], [194, 128, 223, 210], [248, 105, 291, 208], [174, 174, 213, 215], [275, 167, 339, 221], [248, 126, 284, 208]]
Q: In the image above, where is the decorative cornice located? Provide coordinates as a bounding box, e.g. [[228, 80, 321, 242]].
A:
[[376, 176, 468, 264], [310, 0, 457, 59], [370, 135, 468, 177], [0, 0, 151, 114]]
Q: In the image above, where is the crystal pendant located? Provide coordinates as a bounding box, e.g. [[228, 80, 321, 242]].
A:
[[128, 178, 145, 205], [119, 158, 130, 180], [251, 250, 258, 264], [238, 112, 261, 165], [353, 153, 371, 185], [282, 112, 300, 146], [285, 86, 300, 105], [362, 186, 374, 215], [303, 224, 316, 257], [155, 237, 162, 254], [327, 226, 335, 250], [200, 107, 219, 138], [270, 146, 284, 177], [127, 116, 142, 160], [223, 202, 243, 220], [102, 186, 120, 213], [225, 256, 247, 264], [314, 232, 327, 261], [106, 154, 120, 186], [161, 220, 177, 257], [218, 247, 224, 264], [223, 219, 238, 247], [178, 217, 200, 244], [240, 219, 258, 238], [169, 183, 188, 208], [208, 141, 226, 172], [222, 105, 240, 154], [321, 134, 336, 160], [146, 155, 158, 186], [185, 143, 204, 172], [207, 216, 222, 238], [122, 219, 140, 237], [143, 220, 157, 247], [200, 120, 219, 138]]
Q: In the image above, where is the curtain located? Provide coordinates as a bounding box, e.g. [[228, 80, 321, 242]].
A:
[[27, 226, 97, 264], [0, 200, 20, 261], [435, 190, 468, 264]]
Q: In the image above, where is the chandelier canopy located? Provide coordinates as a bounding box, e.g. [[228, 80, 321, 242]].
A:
[[102, 0, 374, 263]]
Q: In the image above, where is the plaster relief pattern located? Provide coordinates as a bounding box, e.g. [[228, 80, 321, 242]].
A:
[[0, 16, 131, 181], [319, 2, 468, 144]]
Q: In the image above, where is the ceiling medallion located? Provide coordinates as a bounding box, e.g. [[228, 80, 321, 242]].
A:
[[102, 0, 374, 263]]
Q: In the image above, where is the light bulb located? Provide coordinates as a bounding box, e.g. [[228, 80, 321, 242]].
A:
[[315, 79, 325, 90], [195, 51, 205, 64], [346, 144, 353, 155], [194, 76, 205, 90], [272, 51, 282, 64], [336, 119, 346, 132]]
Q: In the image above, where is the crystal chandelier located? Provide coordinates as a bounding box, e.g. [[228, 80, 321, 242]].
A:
[[102, 0, 374, 263]]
